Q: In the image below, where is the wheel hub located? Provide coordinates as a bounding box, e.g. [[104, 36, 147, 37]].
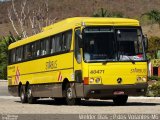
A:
[[21, 92, 24, 100], [67, 88, 73, 99], [27, 89, 32, 98]]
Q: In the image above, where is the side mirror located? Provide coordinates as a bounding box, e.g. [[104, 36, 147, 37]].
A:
[[75, 29, 83, 48], [143, 35, 148, 51], [78, 36, 83, 48]]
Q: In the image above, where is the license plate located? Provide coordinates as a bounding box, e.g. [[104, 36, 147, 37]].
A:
[[113, 91, 125, 95]]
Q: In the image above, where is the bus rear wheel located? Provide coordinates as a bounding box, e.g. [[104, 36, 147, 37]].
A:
[[27, 85, 36, 104], [113, 95, 128, 105], [65, 83, 81, 105], [20, 86, 27, 103]]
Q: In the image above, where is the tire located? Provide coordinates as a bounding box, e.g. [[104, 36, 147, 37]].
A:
[[113, 95, 128, 105], [65, 83, 81, 105], [20, 86, 27, 103], [26, 85, 36, 104]]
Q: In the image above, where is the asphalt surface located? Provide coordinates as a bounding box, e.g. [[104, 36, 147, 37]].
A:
[[0, 81, 160, 120], [0, 80, 10, 96], [0, 86, 10, 96]]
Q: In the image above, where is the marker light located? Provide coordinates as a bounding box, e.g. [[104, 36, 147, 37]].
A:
[[81, 21, 86, 26], [84, 77, 89, 85]]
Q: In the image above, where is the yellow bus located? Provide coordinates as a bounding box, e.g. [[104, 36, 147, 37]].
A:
[[8, 17, 148, 105]]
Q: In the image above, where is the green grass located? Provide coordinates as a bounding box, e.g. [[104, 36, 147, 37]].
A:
[[148, 76, 160, 81]]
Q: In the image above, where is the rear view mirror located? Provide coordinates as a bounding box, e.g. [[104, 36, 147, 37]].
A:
[[78, 37, 83, 48], [143, 35, 148, 51], [75, 29, 83, 48]]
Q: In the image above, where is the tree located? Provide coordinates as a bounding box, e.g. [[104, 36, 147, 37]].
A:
[[148, 36, 160, 59], [92, 8, 124, 18], [93, 8, 110, 17], [141, 9, 160, 28], [0, 34, 19, 79], [8, 0, 56, 38]]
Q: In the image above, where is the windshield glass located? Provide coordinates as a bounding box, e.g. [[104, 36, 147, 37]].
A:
[[116, 28, 144, 61], [83, 27, 116, 62], [83, 27, 145, 62]]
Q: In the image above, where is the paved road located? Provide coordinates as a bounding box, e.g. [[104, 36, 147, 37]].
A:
[[0, 97, 160, 114], [0, 80, 10, 96], [0, 81, 160, 120], [0, 86, 10, 96]]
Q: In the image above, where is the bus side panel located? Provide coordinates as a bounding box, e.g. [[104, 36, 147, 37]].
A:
[[8, 52, 74, 97], [31, 69, 73, 97]]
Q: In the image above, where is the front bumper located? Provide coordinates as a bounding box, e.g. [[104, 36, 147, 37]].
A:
[[83, 83, 148, 99]]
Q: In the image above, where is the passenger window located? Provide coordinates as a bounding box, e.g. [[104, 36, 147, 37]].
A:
[[16, 47, 23, 62], [24, 44, 32, 59], [35, 41, 40, 57], [10, 49, 16, 63], [31, 43, 36, 58], [40, 38, 50, 56], [62, 30, 72, 51], [51, 37, 56, 54], [55, 34, 62, 52], [40, 40, 46, 56], [46, 39, 50, 55]]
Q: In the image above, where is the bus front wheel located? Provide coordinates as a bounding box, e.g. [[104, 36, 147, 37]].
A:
[[27, 85, 36, 104], [65, 83, 81, 105], [113, 95, 128, 105]]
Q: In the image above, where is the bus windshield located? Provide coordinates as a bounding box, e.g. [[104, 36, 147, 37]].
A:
[[83, 27, 145, 62]]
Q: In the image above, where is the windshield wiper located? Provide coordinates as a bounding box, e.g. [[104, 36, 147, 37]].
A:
[[119, 55, 135, 64], [128, 57, 135, 64], [86, 59, 114, 63]]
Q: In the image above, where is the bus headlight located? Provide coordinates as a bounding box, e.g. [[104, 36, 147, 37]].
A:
[[89, 77, 101, 84], [89, 78, 94, 83], [95, 78, 101, 83], [137, 77, 141, 82], [142, 77, 147, 82], [137, 76, 147, 82]]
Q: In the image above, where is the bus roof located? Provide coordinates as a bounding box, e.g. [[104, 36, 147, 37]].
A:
[[8, 17, 140, 50]]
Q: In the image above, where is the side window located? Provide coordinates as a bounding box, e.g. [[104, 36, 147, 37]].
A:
[[46, 38, 50, 55], [31, 43, 36, 58], [75, 29, 82, 63], [16, 47, 23, 62], [24, 44, 32, 60], [35, 41, 40, 57], [40, 38, 50, 56], [40, 40, 46, 56], [62, 30, 72, 51], [10, 49, 16, 63], [55, 34, 62, 52], [51, 36, 56, 54], [15, 48, 18, 62], [61, 34, 65, 51]]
